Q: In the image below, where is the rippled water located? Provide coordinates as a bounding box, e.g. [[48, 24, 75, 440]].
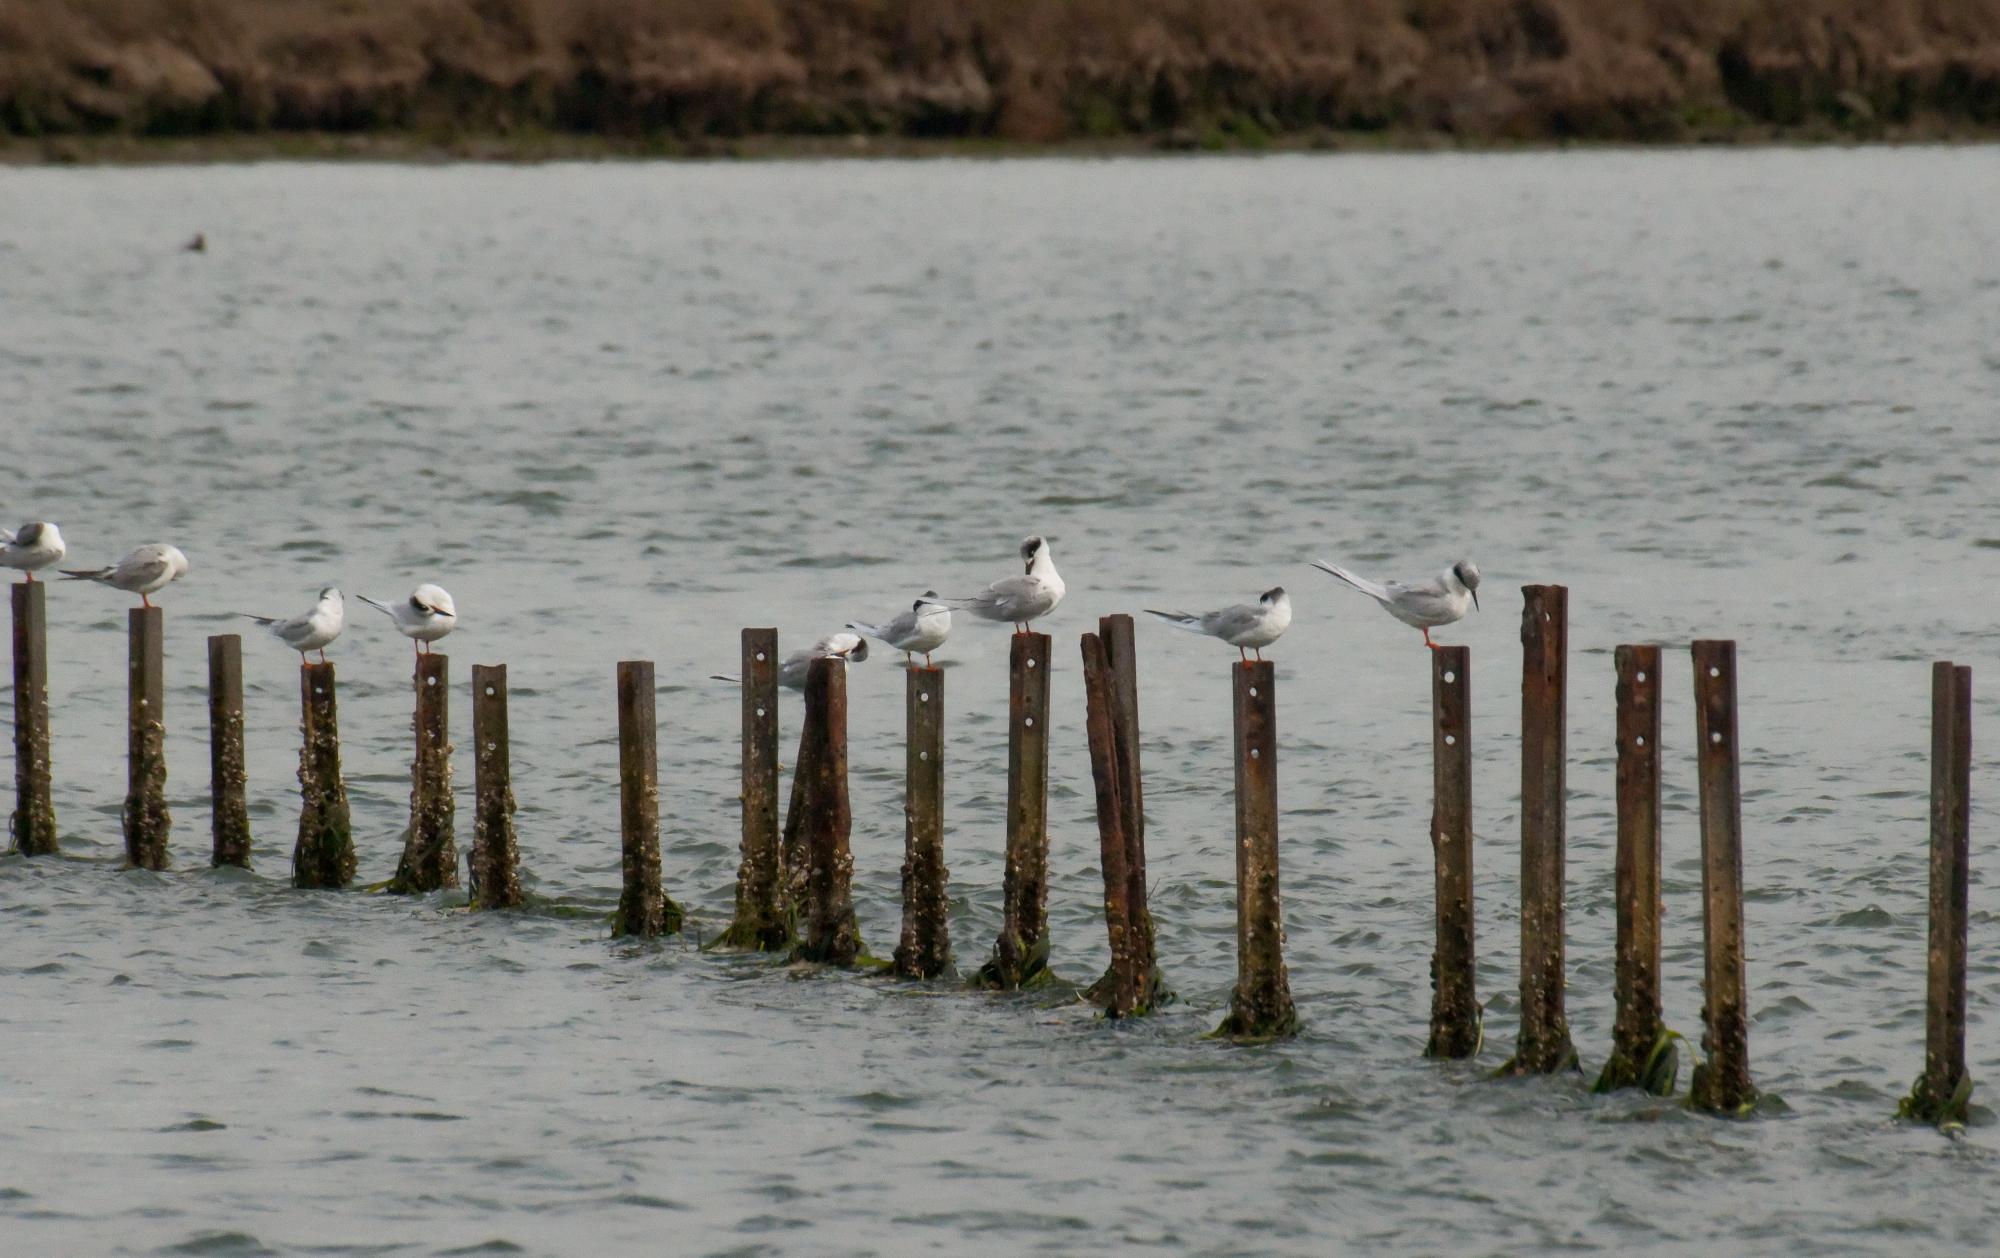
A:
[[3, 148, 1999, 1256]]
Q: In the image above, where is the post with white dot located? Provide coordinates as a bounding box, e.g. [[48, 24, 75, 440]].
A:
[[975, 630, 1052, 988], [893, 660, 950, 978], [10, 580, 58, 856], [1504, 584, 1577, 1074], [469, 663, 522, 909], [720, 628, 788, 950], [1690, 638, 1758, 1114], [1597, 645, 1671, 1093], [1218, 658, 1296, 1039], [1426, 643, 1479, 1058], [123, 605, 170, 869], [207, 633, 251, 869], [293, 659, 354, 888], [389, 652, 458, 894]]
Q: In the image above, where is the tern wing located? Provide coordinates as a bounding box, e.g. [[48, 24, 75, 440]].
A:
[[1145, 608, 1208, 634], [114, 550, 173, 590], [1310, 560, 1393, 604], [1201, 604, 1265, 640], [357, 595, 397, 617]]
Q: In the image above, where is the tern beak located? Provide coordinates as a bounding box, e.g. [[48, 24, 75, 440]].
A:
[[1471, 590, 1480, 612]]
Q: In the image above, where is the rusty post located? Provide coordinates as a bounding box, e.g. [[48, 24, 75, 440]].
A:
[[892, 663, 950, 978], [389, 652, 458, 893], [1095, 613, 1169, 1008], [1596, 645, 1673, 1093], [207, 634, 251, 869], [719, 628, 787, 950], [1081, 632, 1139, 1015], [1217, 660, 1297, 1039], [123, 606, 170, 870], [469, 663, 522, 909], [9, 581, 57, 855], [1903, 662, 1974, 1125], [1503, 585, 1576, 1073], [793, 657, 861, 965], [975, 631, 1052, 989], [1426, 644, 1479, 1058], [293, 660, 354, 888], [614, 660, 680, 937], [1690, 639, 1758, 1114]]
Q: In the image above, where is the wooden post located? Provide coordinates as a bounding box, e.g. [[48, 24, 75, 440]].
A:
[[1095, 613, 1168, 1008], [293, 660, 354, 888], [975, 631, 1052, 989], [123, 606, 170, 870], [893, 664, 950, 978], [1082, 632, 1139, 1015], [207, 634, 251, 869], [1596, 645, 1673, 1093], [1503, 585, 1576, 1073], [469, 664, 522, 910], [1903, 662, 1973, 1125], [1426, 644, 1479, 1058], [794, 657, 861, 965], [1218, 660, 1296, 1039], [389, 652, 458, 893], [614, 661, 680, 937], [9, 581, 57, 855], [1690, 639, 1758, 1114], [719, 628, 788, 949]]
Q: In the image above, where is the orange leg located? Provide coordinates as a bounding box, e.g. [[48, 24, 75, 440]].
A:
[[1422, 627, 1439, 650], [23, 572, 34, 583], [142, 594, 154, 609]]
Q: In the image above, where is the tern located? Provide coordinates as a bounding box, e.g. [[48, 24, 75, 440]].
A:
[[1147, 587, 1292, 663], [61, 543, 190, 607], [358, 584, 458, 656], [712, 632, 869, 689], [1, 521, 65, 581], [950, 536, 1065, 633], [847, 592, 951, 668], [242, 587, 344, 663], [1310, 558, 1481, 650]]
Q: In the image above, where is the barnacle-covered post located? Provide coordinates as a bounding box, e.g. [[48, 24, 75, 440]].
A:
[[1426, 644, 1479, 1058], [893, 662, 950, 978], [388, 652, 458, 893], [1902, 661, 1972, 1126], [293, 660, 354, 888], [469, 663, 522, 909], [1217, 659, 1297, 1039], [207, 633, 252, 868], [9, 581, 57, 855], [793, 657, 861, 965], [1502, 585, 1576, 1074], [1690, 639, 1758, 1114], [974, 631, 1052, 989], [1596, 645, 1673, 1093], [124, 606, 170, 869], [720, 628, 788, 949], [614, 660, 680, 937]]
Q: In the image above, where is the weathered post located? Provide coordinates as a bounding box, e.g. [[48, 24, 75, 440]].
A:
[[469, 664, 522, 910], [389, 653, 458, 893], [1082, 632, 1139, 1015], [9, 581, 57, 855], [1902, 662, 1973, 1125], [614, 661, 680, 937], [1426, 644, 1479, 1058], [1095, 613, 1168, 1008], [975, 631, 1052, 989], [1502, 585, 1576, 1073], [1596, 645, 1673, 1093], [1690, 639, 1758, 1114], [207, 634, 252, 869], [892, 663, 950, 978], [293, 661, 354, 888], [793, 658, 861, 965], [719, 628, 788, 950], [1217, 660, 1297, 1039], [124, 606, 170, 870]]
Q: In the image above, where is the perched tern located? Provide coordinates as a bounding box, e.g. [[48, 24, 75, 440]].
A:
[[847, 592, 951, 667], [950, 536, 1065, 633], [711, 632, 870, 690], [358, 584, 457, 655], [61, 543, 190, 607], [1311, 558, 1481, 649], [241, 587, 344, 663], [1147, 587, 1292, 663], [0, 521, 65, 581]]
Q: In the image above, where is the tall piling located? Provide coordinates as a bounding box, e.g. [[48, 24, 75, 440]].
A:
[[1082, 632, 1140, 1015], [793, 658, 861, 965], [1597, 645, 1673, 1093], [293, 660, 354, 888], [1217, 660, 1297, 1039], [469, 663, 522, 910], [614, 660, 681, 937], [720, 628, 788, 950], [1503, 585, 1576, 1073], [1426, 644, 1479, 1058], [1690, 639, 1758, 1114], [976, 631, 1052, 989], [1095, 613, 1168, 1008], [389, 652, 458, 894], [123, 606, 170, 870], [207, 634, 252, 869], [9, 581, 57, 855], [1903, 661, 1973, 1125], [893, 663, 950, 978]]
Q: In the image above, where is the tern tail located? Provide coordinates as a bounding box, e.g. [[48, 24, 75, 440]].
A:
[[1145, 609, 1205, 633], [356, 595, 396, 617], [237, 613, 278, 626], [1309, 560, 1390, 603], [58, 568, 108, 582]]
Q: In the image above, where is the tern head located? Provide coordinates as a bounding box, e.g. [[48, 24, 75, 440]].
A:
[[913, 590, 948, 613], [1019, 536, 1048, 572], [1260, 587, 1286, 606], [1451, 559, 1481, 610], [18, 522, 58, 548], [412, 583, 456, 619]]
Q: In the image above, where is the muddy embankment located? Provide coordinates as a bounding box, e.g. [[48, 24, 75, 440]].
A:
[[4, 0, 2000, 154]]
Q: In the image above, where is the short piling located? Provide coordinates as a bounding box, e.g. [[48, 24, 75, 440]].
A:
[[469, 663, 522, 910], [1503, 585, 1576, 1073], [1596, 645, 1673, 1093], [293, 660, 354, 888], [1094, 613, 1169, 1008], [1426, 644, 1480, 1059], [1690, 639, 1758, 1114], [388, 652, 458, 894], [1902, 661, 1973, 1125], [975, 631, 1052, 989], [893, 663, 950, 978], [719, 628, 788, 950], [1082, 632, 1140, 1015], [793, 658, 861, 965], [614, 660, 681, 937], [9, 581, 57, 856], [1217, 660, 1297, 1040], [207, 634, 252, 869], [123, 606, 170, 870]]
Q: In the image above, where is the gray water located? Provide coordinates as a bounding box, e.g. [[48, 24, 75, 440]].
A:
[[3, 148, 1998, 1257]]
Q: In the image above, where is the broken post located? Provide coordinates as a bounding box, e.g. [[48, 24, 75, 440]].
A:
[[614, 660, 681, 937], [1902, 661, 1973, 1126], [207, 634, 251, 869], [293, 660, 354, 888], [975, 631, 1052, 989], [9, 581, 57, 855], [719, 628, 788, 950], [793, 657, 861, 965], [892, 663, 950, 978], [389, 652, 458, 893], [1094, 613, 1169, 1008], [1082, 632, 1140, 1015], [1426, 644, 1479, 1059], [469, 663, 522, 909], [1503, 585, 1576, 1073], [1690, 639, 1758, 1114], [1597, 645, 1673, 1093], [1217, 660, 1297, 1039], [124, 605, 170, 870]]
